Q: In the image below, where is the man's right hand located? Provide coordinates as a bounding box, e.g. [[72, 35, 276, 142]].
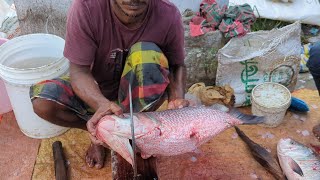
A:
[[86, 101, 123, 146]]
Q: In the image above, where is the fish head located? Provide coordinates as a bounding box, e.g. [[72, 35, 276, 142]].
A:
[[277, 138, 309, 155], [95, 113, 160, 166], [98, 114, 159, 138], [277, 138, 320, 179], [277, 138, 313, 157]]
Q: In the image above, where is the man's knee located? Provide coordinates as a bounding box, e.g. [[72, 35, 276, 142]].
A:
[[32, 98, 57, 120], [307, 42, 320, 77]]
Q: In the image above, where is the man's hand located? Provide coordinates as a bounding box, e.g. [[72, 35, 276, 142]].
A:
[[86, 102, 123, 146], [168, 99, 189, 109]]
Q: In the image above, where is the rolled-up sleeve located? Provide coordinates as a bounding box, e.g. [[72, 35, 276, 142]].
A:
[[164, 9, 185, 66]]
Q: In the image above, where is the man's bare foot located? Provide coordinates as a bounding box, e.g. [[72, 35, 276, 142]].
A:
[[85, 143, 106, 169]]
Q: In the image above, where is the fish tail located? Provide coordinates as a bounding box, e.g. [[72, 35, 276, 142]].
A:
[[235, 126, 286, 180], [235, 126, 253, 143], [234, 126, 261, 149], [228, 108, 265, 124]]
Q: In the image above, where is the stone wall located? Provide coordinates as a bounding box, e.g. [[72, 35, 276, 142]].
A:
[[184, 25, 225, 87], [13, 0, 72, 38]]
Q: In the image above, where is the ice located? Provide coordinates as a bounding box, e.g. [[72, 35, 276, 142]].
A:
[[261, 132, 275, 139], [293, 114, 300, 119], [231, 132, 238, 139], [190, 156, 197, 162], [301, 130, 310, 136]]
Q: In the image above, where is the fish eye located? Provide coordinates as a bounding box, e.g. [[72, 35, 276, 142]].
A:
[[290, 141, 294, 144]]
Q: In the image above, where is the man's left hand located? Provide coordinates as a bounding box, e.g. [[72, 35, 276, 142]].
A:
[[167, 99, 189, 110]]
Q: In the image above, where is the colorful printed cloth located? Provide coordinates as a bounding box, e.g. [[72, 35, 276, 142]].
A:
[[118, 42, 170, 113], [300, 43, 312, 73], [30, 42, 170, 120], [189, 0, 227, 37], [30, 75, 94, 120], [218, 4, 256, 38], [189, 0, 255, 38]]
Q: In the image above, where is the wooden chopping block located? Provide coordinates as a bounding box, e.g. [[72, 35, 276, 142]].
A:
[[111, 150, 158, 180], [52, 141, 68, 180]]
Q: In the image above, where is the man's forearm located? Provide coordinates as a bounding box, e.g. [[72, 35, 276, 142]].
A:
[[168, 64, 187, 100], [69, 63, 109, 111]]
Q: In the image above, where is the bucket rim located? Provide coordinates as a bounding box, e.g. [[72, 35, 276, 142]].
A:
[[251, 82, 292, 109], [0, 33, 65, 71], [0, 56, 66, 71]]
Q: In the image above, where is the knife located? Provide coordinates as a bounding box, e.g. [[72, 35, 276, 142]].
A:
[[128, 83, 139, 179]]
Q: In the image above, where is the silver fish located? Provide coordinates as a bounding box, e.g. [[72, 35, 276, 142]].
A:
[[96, 106, 265, 165], [277, 138, 320, 180]]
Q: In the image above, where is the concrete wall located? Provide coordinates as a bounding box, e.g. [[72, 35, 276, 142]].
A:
[[170, 0, 202, 13]]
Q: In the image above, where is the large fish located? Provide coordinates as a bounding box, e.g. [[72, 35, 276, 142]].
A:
[[235, 127, 285, 180], [96, 105, 265, 165], [277, 138, 320, 180]]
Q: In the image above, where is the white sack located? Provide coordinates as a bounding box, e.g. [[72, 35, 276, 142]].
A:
[[216, 22, 301, 107]]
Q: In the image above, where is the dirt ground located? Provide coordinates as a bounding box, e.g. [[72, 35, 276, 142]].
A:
[[296, 72, 317, 91]]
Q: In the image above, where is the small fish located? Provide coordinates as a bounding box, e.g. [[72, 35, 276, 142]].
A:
[[277, 138, 320, 180], [235, 127, 285, 180], [96, 106, 265, 165]]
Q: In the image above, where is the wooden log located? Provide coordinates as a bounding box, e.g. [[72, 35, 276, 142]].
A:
[[52, 141, 68, 180], [111, 150, 158, 180]]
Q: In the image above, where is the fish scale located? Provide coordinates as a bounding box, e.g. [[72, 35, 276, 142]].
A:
[[96, 106, 265, 166], [139, 107, 244, 158]]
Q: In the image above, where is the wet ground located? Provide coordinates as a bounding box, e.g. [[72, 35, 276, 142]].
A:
[[296, 72, 317, 91]]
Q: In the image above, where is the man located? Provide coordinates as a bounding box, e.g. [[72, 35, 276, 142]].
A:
[[308, 41, 320, 148], [30, 0, 189, 169], [307, 41, 320, 96]]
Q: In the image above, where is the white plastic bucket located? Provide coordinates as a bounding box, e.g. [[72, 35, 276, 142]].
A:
[[0, 38, 12, 114], [0, 78, 12, 114], [0, 34, 70, 138], [251, 82, 291, 128]]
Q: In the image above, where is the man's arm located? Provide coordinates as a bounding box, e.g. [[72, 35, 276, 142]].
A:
[[70, 63, 109, 111], [165, 7, 189, 109], [167, 64, 189, 109], [69, 62, 123, 143], [168, 64, 186, 100]]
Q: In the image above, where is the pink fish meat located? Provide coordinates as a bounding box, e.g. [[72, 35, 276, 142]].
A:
[[96, 106, 264, 165]]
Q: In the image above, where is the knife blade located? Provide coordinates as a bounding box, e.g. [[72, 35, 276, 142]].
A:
[[128, 83, 138, 179]]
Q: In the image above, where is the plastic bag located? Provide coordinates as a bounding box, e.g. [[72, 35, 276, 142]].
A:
[[0, 0, 20, 39]]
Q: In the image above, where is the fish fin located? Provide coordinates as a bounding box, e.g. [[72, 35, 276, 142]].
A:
[[96, 128, 134, 166], [287, 156, 304, 177], [229, 108, 265, 124], [209, 104, 229, 112], [235, 126, 258, 147]]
